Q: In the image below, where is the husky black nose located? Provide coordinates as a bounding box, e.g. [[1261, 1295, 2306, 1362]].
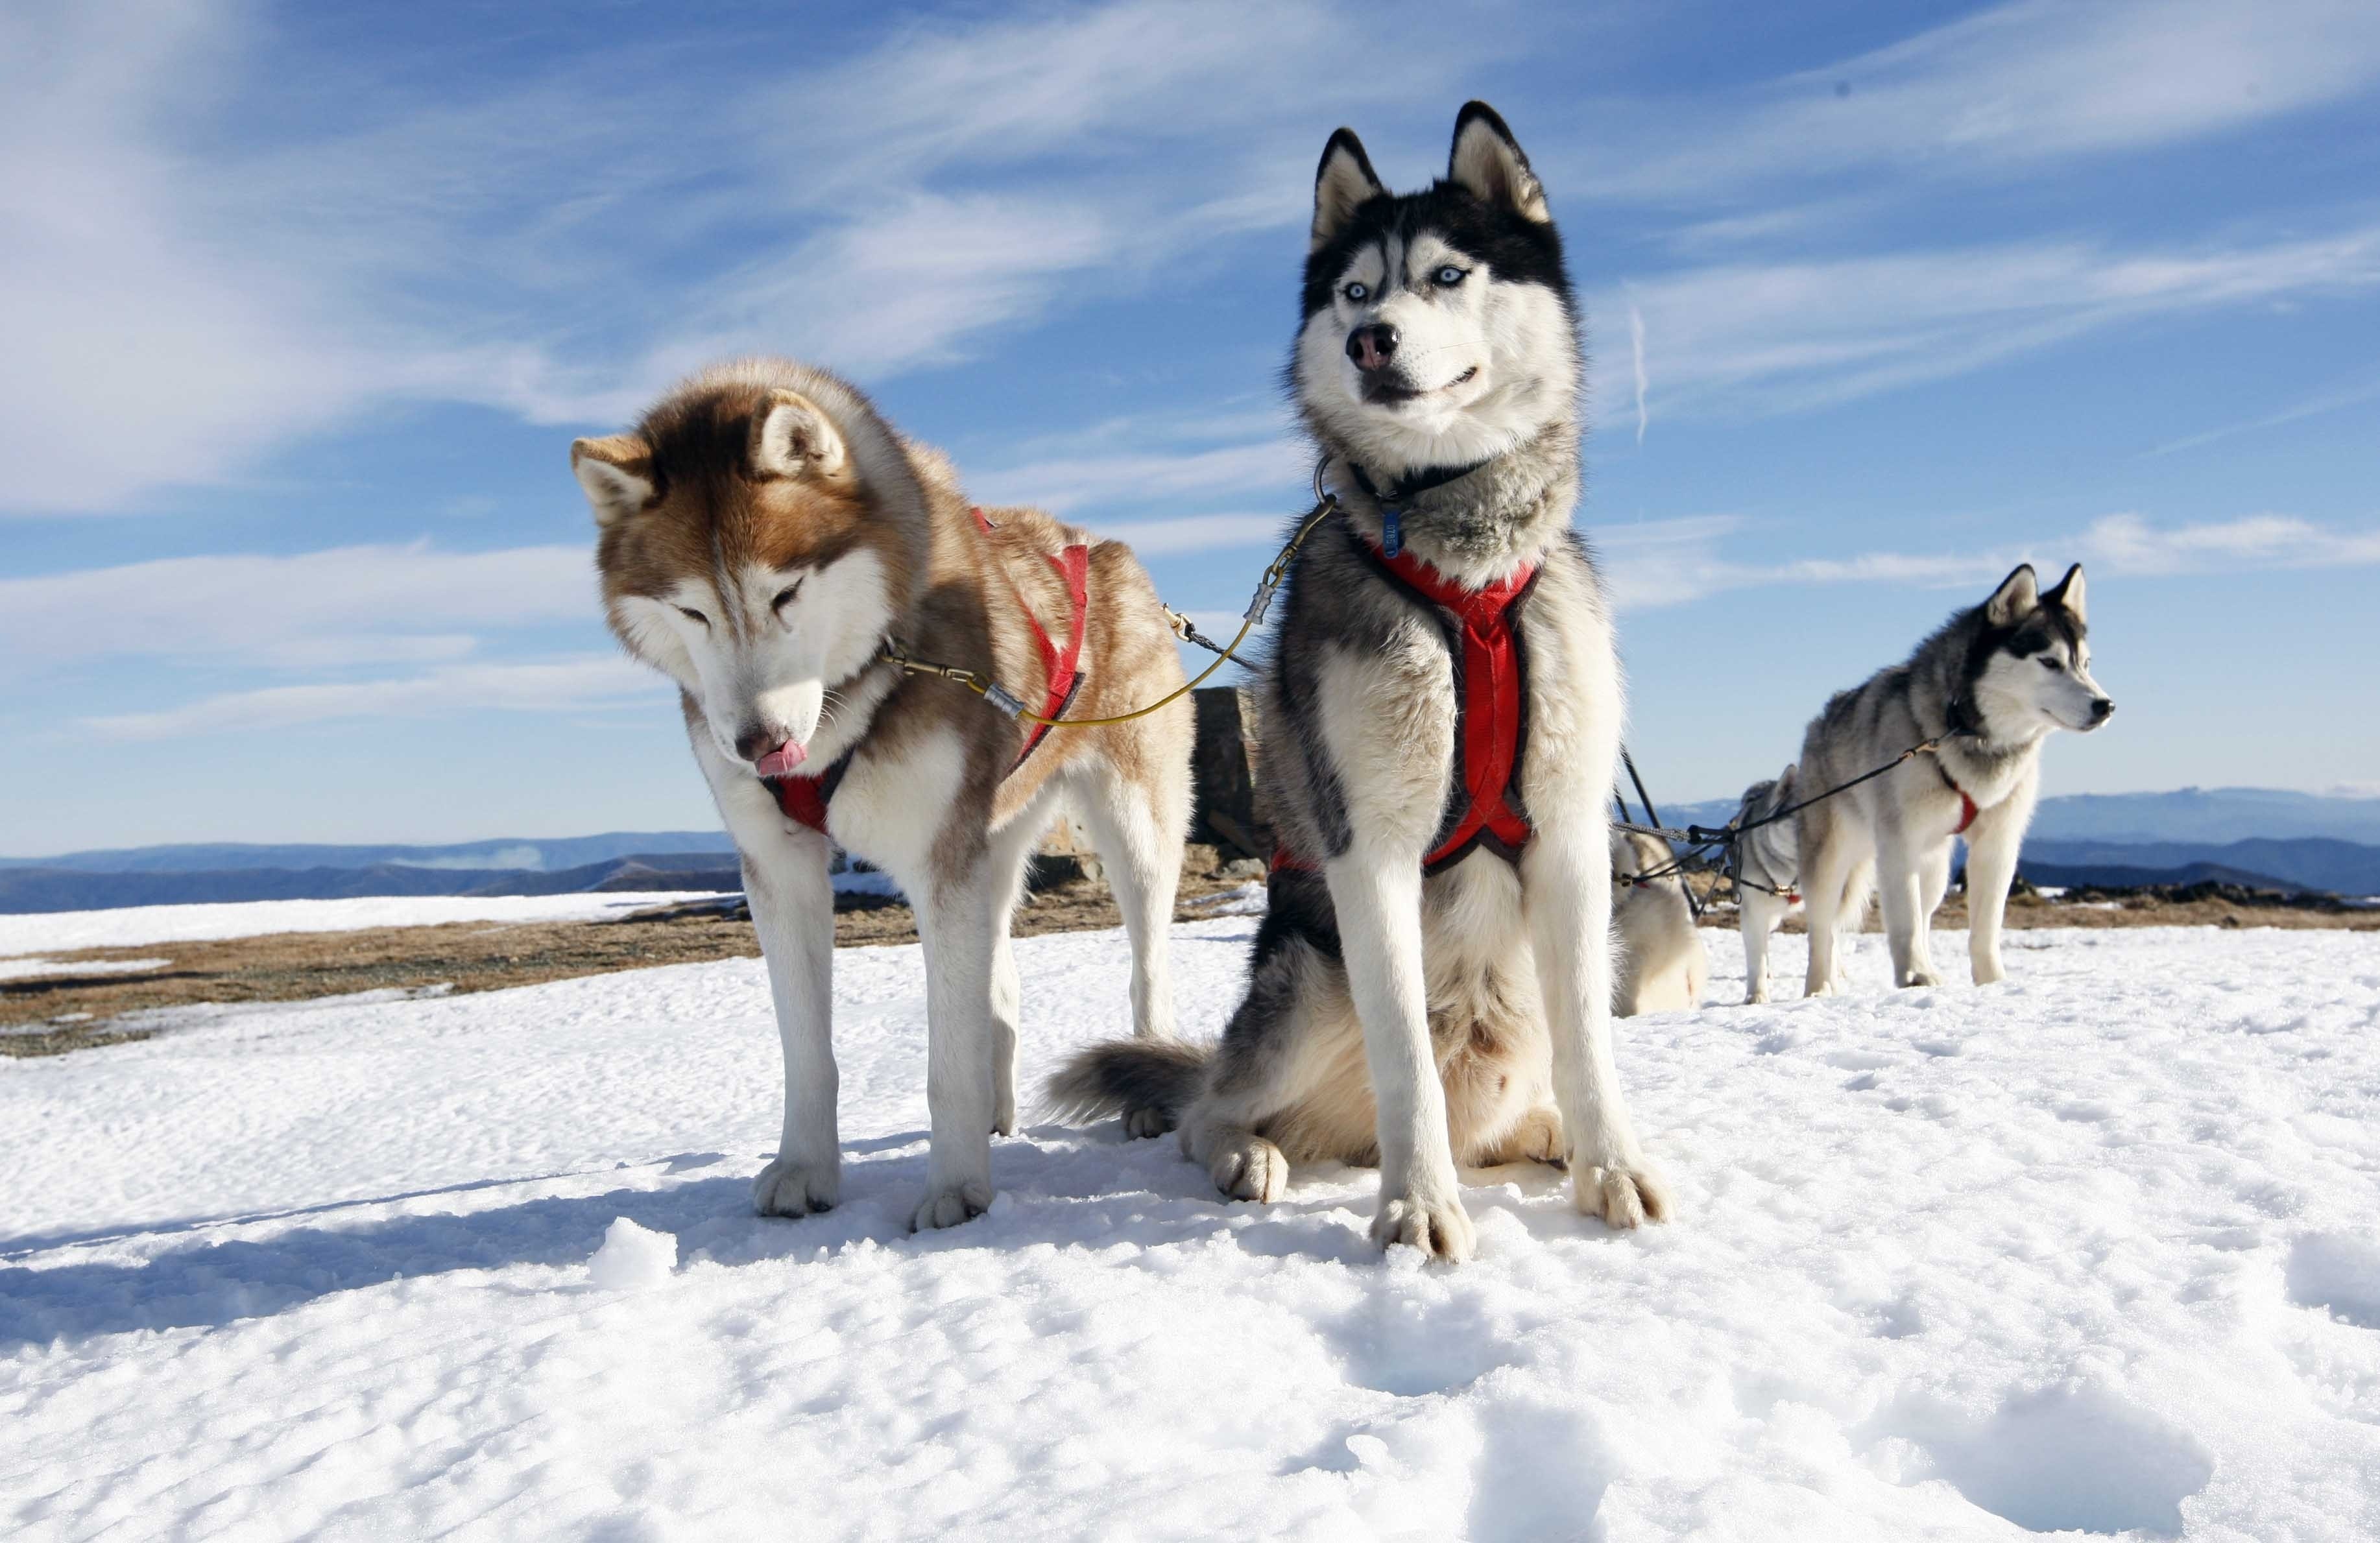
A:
[[2090, 697, 2115, 724], [734, 724, 781, 763], [1346, 323, 1400, 372]]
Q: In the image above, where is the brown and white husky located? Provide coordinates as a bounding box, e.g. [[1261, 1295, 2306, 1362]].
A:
[[572, 359, 1192, 1232]]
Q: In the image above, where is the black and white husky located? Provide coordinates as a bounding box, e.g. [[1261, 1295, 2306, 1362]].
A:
[[1798, 564, 2114, 996], [1729, 765, 1803, 1005], [1054, 103, 1668, 1262]]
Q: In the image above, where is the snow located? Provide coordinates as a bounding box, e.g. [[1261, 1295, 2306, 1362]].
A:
[[586, 1217, 680, 1291], [0, 892, 724, 956], [0, 957, 169, 982], [3, 916, 2378, 1540]]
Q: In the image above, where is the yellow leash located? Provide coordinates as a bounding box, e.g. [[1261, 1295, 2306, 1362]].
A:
[[879, 477, 1342, 730]]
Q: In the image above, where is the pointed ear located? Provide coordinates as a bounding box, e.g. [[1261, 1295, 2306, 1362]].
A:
[[1447, 100, 1548, 223], [1311, 127, 1386, 252], [2040, 562, 2086, 624], [570, 435, 655, 527], [1778, 762, 1798, 793], [750, 390, 848, 481], [1984, 563, 2039, 627]]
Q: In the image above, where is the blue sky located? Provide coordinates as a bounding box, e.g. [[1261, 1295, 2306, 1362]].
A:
[[5, 0, 2379, 855]]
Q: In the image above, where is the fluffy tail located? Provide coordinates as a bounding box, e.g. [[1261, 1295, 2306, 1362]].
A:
[[1044, 1038, 1210, 1125]]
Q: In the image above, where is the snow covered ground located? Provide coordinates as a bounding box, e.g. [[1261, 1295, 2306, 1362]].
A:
[[4, 918, 2377, 1540], [0, 892, 725, 955]]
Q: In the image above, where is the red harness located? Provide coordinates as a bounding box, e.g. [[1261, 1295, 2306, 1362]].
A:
[[771, 508, 1088, 835], [1277, 540, 1539, 874], [1934, 758, 1980, 835]]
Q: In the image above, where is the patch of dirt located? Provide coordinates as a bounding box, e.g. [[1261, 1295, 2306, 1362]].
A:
[[1, 848, 1264, 1059]]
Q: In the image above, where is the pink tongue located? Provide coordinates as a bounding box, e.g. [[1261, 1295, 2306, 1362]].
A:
[[753, 741, 808, 778]]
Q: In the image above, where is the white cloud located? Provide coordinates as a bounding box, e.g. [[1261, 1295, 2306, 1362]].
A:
[[1580, 0, 2380, 200], [1595, 226, 2380, 421], [1593, 510, 2380, 614], [0, 543, 597, 667], [974, 439, 1311, 516], [1078, 512, 1292, 556], [83, 656, 663, 741]]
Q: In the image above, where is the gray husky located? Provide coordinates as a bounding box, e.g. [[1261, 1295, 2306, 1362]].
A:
[[1729, 765, 1802, 1004], [1052, 102, 1668, 1262], [1799, 564, 2113, 996]]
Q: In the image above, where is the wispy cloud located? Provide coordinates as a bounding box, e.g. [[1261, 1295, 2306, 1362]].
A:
[[1595, 225, 2380, 422], [1593, 510, 2380, 613], [83, 656, 662, 741], [1577, 0, 2380, 200], [0, 543, 597, 669], [2147, 374, 2380, 456], [974, 439, 1310, 516]]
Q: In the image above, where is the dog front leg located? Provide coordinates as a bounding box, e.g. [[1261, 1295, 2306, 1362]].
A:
[[1326, 848, 1473, 1262], [1524, 831, 1670, 1228], [1740, 888, 1781, 1004], [912, 859, 998, 1230], [1962, 771, 2036, 985], [1874, 830, 1939, 989], [699, 749, 841, 1219]]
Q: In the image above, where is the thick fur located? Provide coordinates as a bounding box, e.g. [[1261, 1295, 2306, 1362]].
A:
[[1797, 564, 2113, 996], [1732, 765, 1803, 1004], [1051, 104, 1667, 1262], [1611, 830, 1708, 1016], [575, 358, 1192, 1232]]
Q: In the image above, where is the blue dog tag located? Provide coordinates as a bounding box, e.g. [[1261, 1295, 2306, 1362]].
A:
[[1381, 505, 1402, 557]]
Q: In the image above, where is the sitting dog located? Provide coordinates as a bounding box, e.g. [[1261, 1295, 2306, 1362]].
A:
[[1051, 104, 1668, 1262], [572, 359, 1192, 1230], [1798, 564, 2113, 994], [1611, 830, 1708, 1016]]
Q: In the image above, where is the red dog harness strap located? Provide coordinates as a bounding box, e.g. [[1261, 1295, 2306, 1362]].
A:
[[770, 510, 1090, 833], [1934, 758, 1979, 835], [1272, 540, 1539, 875]]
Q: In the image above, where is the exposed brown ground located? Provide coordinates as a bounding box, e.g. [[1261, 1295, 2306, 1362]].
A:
[[6, 861, 2367, 1059], [0, 854, 1261, 1059]]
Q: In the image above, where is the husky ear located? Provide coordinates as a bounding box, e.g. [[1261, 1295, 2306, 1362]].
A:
[[1311, 127, 1386, 252], [1777, 762, 1798, 794], [1448, 101, 1548, 223], [2040, 563, 2087, 624], [1984, 563, 2039, 627], [751, 390, 848, 481], [570, 435, 655, 527]]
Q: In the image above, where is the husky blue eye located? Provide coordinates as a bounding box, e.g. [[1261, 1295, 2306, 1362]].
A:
[[1343, 281, 1369, 302], [1434, 265, 1467, 286]]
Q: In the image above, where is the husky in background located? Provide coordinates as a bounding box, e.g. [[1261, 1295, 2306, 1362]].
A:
[[1729, 765, 1803, 1004], [1611, 830, 1708, 1016], [573, 359, 1192, 1232], [1799, 564, 2113, 996], [1052, 103, 1668, 1262]]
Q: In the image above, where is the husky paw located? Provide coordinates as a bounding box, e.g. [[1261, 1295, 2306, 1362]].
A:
[[1744, 983, 1771, 1005], [1971, 959, 2006, 987], [1123, 1105, 1176, 1140], [1573, 1160, 1670, 1230], [1371, 1190, 1476, 1263], [752, 1156, 839, 1217], [991, 1105, 1016, 1139], [910, 1180, 994, 1232], [1897, 968, 1941, 989], [1210, 1134, 1288, 1202], [1484, 1105, 1567, 1167], [1804, 978, 1838, 999]]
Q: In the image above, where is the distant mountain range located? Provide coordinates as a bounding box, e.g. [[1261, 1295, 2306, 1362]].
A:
[[0, 854, 745, 915], [4, 787, 2377, 914], [1653, 785, 2380, 846]]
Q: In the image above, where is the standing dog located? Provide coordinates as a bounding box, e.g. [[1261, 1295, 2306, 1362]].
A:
[[1611, 830, 1709, 1016], [573, 359, 1192, 1231], [1729, 765, 1803, 1004], [1052, 104, 1668, 1262], [1798, 564, 2113, 996]]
